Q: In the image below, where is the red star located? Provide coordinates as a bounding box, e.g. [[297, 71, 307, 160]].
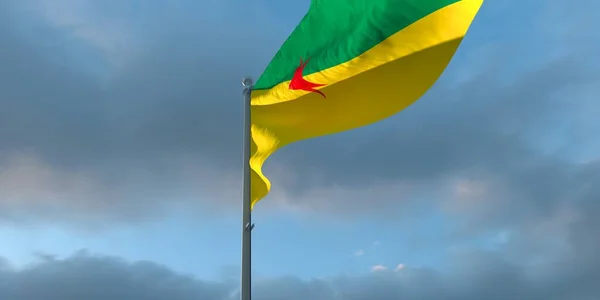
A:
[[288, 58, 326, 98]]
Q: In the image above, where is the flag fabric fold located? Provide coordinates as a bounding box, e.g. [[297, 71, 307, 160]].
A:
[[249, 0, 483, 208]]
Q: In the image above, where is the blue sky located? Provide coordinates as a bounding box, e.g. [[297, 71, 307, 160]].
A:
[[0, 194, 454, 279], [1, 0, 599, 299]]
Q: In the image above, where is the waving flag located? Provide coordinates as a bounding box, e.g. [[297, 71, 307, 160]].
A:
[[249, 0, 483, 208]]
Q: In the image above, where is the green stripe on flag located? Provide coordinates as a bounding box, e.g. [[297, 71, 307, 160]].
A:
[[254, 0, 460, 90]]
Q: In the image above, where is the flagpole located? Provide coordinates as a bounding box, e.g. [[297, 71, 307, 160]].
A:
[[240, 77, 254, 300]]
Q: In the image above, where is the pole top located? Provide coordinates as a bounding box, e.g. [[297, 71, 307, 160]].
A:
[[242, 77, 253, 87]]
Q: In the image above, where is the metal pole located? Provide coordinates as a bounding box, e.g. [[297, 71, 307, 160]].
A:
[[240, 77, 254, 300]]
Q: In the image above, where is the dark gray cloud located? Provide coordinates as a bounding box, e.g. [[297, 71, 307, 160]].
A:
[[0, 251, 234, 300], [0, 0, 278, 171], [0, 0, 286, 224], [0, 0, 599, 231]]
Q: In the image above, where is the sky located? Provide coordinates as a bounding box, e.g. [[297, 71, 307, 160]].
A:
[[0, 0, 599, 299]]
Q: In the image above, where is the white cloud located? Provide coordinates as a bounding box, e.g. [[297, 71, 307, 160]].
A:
[[371, 264, 387, 272], [394, 264, 406, 272], [354, 249, 365, 257]]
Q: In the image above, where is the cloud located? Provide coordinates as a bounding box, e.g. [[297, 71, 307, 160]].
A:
[[2, 214, 600, 300], [0, 0, 285, 225], [353, 249, 364, 257], [394, 264, 405, 272], [371, 265, 386, 272], [0, 251, 234, 300], [0, 0, 599, 233], [1, 0, 598, 297]]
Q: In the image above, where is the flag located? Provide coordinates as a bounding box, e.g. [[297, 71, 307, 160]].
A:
[[249, 0, 483, 208]]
